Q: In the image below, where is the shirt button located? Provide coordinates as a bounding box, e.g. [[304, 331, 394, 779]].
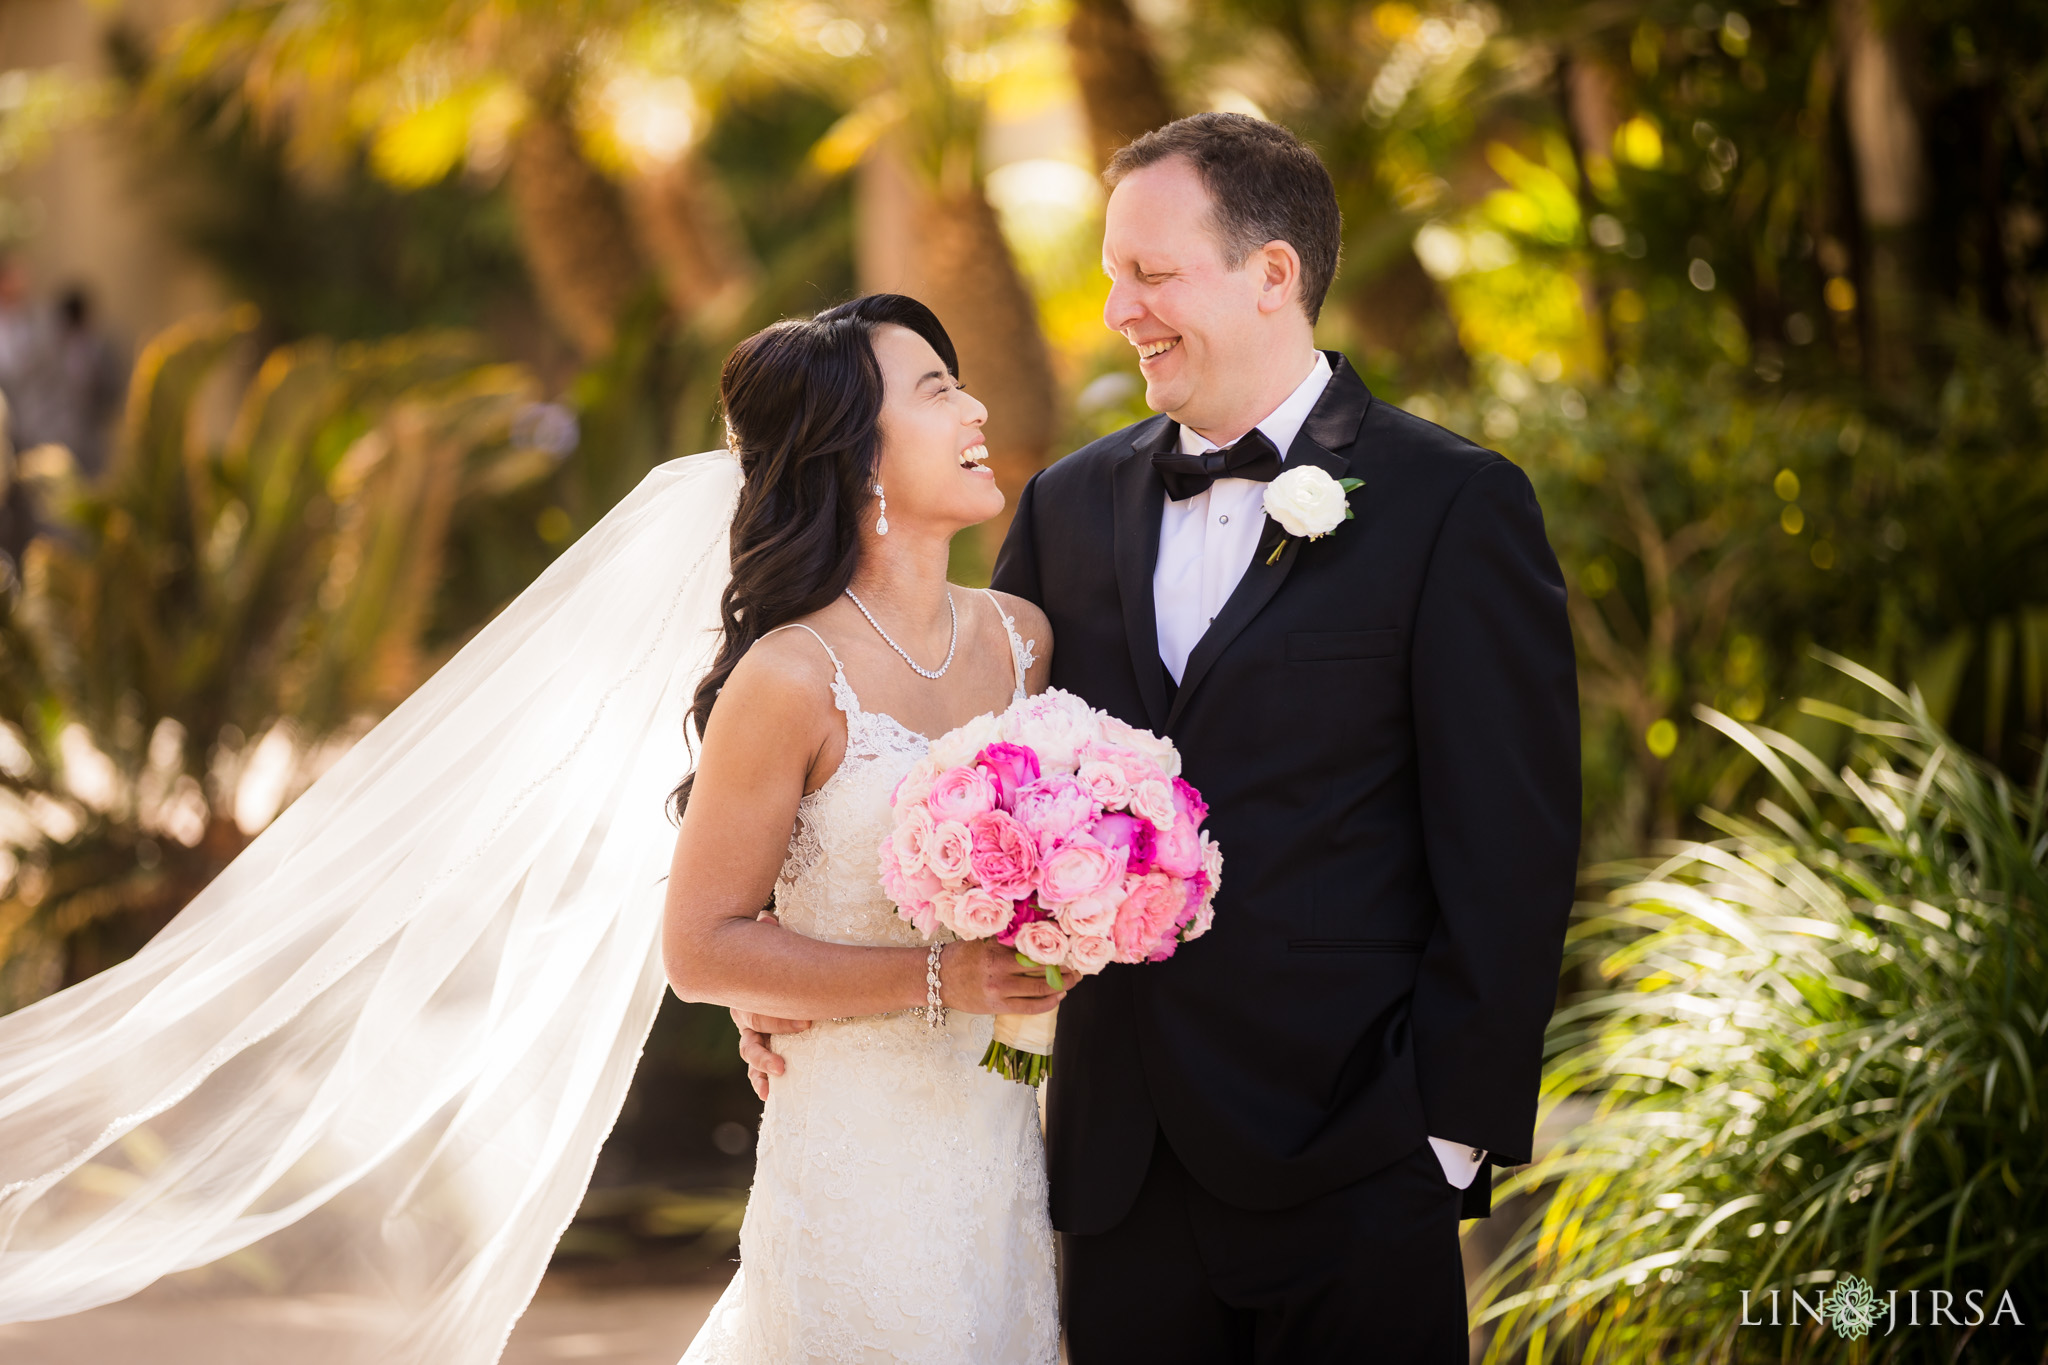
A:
[[1218, 514, 1230, 524]]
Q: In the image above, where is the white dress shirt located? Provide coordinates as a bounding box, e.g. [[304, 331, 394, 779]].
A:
[[1153, 352, 1331, 684], [1149, 351, 1486, 1194]]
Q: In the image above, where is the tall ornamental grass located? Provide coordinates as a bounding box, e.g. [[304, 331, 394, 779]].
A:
[[1475, 654, 2047, 1363]]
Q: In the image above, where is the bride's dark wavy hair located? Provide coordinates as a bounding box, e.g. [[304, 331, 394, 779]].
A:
[[669, 294, 960, 819]]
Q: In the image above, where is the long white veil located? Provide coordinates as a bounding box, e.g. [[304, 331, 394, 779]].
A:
[[0, 450, 740, 1360]]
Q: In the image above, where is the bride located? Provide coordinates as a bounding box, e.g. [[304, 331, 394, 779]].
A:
[[665, 294, 1061, 1361], [0, 293, 1059, 1364]]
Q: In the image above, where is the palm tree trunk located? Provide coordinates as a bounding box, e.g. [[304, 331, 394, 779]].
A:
[[859, 147, 1058, 545], [1066, 0, 1176, 170], [622, 154, 761, 334], [507, 111, 650, 358], [1833, 0, 1926, 384]]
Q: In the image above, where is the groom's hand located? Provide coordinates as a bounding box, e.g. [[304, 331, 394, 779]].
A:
[[734, 1010, 810, 1100]]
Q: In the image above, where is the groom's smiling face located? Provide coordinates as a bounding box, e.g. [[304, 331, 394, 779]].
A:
[[1101, 155, 1307, 440]]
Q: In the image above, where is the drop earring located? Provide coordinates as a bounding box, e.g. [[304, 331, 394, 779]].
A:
[[874, 482, 889, 536]]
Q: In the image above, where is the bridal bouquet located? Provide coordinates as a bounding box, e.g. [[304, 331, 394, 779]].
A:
[[878, 689, 1221, 1084]]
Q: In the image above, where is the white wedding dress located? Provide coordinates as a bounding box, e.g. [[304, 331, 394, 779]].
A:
[[683, 603, 1059, 1364]]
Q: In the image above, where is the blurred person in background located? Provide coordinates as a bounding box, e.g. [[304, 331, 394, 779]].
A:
[[38, 285, 126, 481], [0, 251, 42, 566]]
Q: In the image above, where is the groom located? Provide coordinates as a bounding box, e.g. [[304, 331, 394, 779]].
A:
[[989, 113, 1579, 1361]]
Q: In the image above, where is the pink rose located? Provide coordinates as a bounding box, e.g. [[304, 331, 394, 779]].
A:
[[1171, 777, 1209, 828], [1100, 715, 1182, 777], [1014, 919, 1070, 966], [1130, 778, 1177, 831], [1089, 811, 1156, 875], [968, 809, 1040, 900], [1184, 874, 1217, 941], [1056, 888, 1120, 937], [1201, 834, 1224, 883], [975, 743, 1042, 810], [1010, 775, 1099, 850], [927, 766, 998, 825], [1064, 933, 1115, 975], [996, 899, 1046, 947], [893, 756, 943, 811], [951, 887, 1012, 940], [925, 820, 974, 885], [1037, 836, 1127, 906], [890, 803, 937, 874], [1112, 871, 1186, 963], [1076, 758, 1131, 808], [880, 839, 944, 935], [1151, 819, 1203, 879], [1081, 743, 1163, 792]]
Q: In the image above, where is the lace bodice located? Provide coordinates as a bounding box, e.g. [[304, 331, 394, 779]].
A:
[[681, 590, 1055, 1365]]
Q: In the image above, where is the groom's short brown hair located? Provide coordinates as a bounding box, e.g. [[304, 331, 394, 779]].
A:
[[1104, 112, 1343, 324]]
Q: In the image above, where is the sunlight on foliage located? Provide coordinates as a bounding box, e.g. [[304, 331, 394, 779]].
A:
[[1474, 660, 2047, 1363]]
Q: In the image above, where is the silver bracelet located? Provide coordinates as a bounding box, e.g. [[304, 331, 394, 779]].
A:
[[924, 942, 946, 1029]]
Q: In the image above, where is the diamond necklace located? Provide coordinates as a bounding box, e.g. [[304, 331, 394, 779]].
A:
[[844, 586, 958, 680]]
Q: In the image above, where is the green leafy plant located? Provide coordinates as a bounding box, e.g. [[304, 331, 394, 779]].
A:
[[1474, 655, 2047, 1363], [0, 309, 552, 1010]]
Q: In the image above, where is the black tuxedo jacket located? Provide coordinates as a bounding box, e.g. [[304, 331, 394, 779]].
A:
[[991, 354, 1579, 1235]]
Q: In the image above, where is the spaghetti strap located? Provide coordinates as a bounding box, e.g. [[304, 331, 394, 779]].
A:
[[760, 622, 861, 717], [980, 589, 1037, 701]]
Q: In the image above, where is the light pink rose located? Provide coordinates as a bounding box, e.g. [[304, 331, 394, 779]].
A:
[[1010, 775, 1099, 850], [927, 766, 998, 825], [1112, 871, 1187, 963], [1079, 743, 1165, 803], [1056, 889, 1120, 938], [967, 809, 1040, 900], [949, 886, 1012, 940], [890, 803, 937, 874], [1100, 715, 1182, 777], [1201, 834, 1224, 884], [880, 839, 944, 936], [893, 756, 943, 811], [1002, 689, 1100, 770], [925, 820, 974, 885], [1064, 933, 1116, 975], [1130, 778, 1177, 832], [1013, 919, 1070, 966], [1151, 819, 1203, 879], [1037, 836, 1127, 906], [1076, 758, 1131, 808]]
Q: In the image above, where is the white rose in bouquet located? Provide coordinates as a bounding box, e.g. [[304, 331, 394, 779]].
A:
[[928, 710, 1005, 769]]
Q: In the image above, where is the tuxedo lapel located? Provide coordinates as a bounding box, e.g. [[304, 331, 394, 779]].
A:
[[1163, 354, 1374, 732], [1114, 417, 1176, 734]]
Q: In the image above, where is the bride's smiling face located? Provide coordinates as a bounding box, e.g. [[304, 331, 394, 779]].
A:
[[869, 323, 1000, 534]]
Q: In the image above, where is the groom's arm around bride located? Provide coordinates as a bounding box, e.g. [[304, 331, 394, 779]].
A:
[[992, 112, 1580, 1364]]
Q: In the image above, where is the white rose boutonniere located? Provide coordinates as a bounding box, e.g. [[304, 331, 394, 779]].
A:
[[1261, 465, 1365, 563]]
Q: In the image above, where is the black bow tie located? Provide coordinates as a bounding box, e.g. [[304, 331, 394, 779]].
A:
[[1150, 428, 1285, 501]]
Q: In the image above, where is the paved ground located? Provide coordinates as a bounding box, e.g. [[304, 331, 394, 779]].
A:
[[0, 1281, 728, 1365]]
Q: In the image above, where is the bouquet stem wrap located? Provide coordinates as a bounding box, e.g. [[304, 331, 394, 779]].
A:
[[984, 1007, 1057, 1087]]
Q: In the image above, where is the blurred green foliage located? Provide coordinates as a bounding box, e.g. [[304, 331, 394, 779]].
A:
[[1475, 664, 2047, 1362], [1412, 331, 2048, 856], [0, 310, 558, 1007]]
